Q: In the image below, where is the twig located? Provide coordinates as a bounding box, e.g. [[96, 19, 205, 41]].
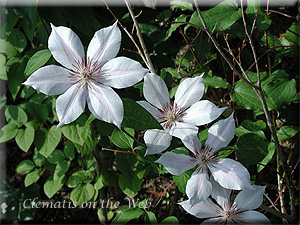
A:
[[263, 193, 280, 212], [121, 128, 145, 148], [102, 147, 135, 154], [152, 181, 174, 209], [102, 0, 149, 69], [266, 9, 296, 19], [260, 204, 292, 221], [124, 0, 155, 73]]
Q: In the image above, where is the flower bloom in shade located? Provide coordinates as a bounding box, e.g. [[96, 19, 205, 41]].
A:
[[156, 114, 253, 204], [179, 178, 271, 224], [138, 73, 226, 155], [23, 21, 148, 128]]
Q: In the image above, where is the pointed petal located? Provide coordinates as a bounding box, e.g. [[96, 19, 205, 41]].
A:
[[143, 73, 170, 110], [144, 129, 172, 155], [137, 101, 162, 122], [87, 83, 123, 129], [234, 185, 266, 211], [235, 211, 271, 224], [201, 218, 225, 225], [49, 24, 84, 70], [174, 75, 204, 110], [23, 65, 72, 95], [209, 158, 253, 190], [179, 199, 220, 219], [205, 114, 235, 153], [181, 135, 202, 156], [56, 83, 87, 128], [210, 176, 231, 210], [182, 100, 227, 126], [169, 122, 198, 146], [155, 152, 196, 176], [99, 57, 147, 88], [87, 21, 121, 66], [186, 170, 212, 204]]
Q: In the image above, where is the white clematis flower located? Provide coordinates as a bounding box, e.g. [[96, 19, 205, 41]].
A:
[[156, 114, 253, 204], [179, 178, 271, 224], [138, 73, 226, 155], [24, 21, 148, 128]]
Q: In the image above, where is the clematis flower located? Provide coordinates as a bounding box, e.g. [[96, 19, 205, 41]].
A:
[[138, 73, 226, 155], [179, 178, 271, 224], [24, 21, 148, 128], [156, 114, 253, 204]]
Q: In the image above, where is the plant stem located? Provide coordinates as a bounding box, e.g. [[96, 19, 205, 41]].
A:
[[124, 0, 155, 73]]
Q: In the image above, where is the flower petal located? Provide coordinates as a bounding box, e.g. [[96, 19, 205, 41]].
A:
[[56, 83, 87, 128], [143, 73, 170, 110], [179, 198, 220, 219], [144, 129, 172, 155], [235, 211, 271, 224], [210, 176, 231, 210], [234, 185, 266, 211], [87, 83, 123, 128], [205, 114, 235, 153], [182, 100, 227, 126], [137, 101, 162, 122], [23, 65, 72, 95], [49, 24, 84, 70], [174, 74, 204, 110], [87, 21, 121, 66], [155, 152, 196, 176], [181, 135, 202, 156], [98, 57, 147, 89], [169, 122, 198, 147], [201, 218, 225, 225], [209, 158, 253, 190], [186, 170, 212, 204]]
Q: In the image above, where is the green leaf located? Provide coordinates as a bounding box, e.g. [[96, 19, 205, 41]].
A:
[[237, 133, 268, 165], [188, 0, 242, 32], [119, 172, 143, 198], [116, 153, 138, 173], [235, 119, 266, 139], [33, 148, 45, 167], [70, 183, 95, 206], [112, 207, 144, 224], [15, 125, 35, 152], [173, 169, 193, 195], [285, 22, 300, 45], [16, 159, 35, 174], [165, 15, 188, 40], [203, 75, 231, 89], [44, 175, 65, 199], [263, 70, 296, 109], [111, 128, 135, 149], [276, 126, 299, 142], [47, 149, 65, 164], [61, 114, 87, 145], [7, 60, 27, 100], [73, 129, 97, 155], [122, 98, 162, 130], [53, 160, 70, 180], [94, 176, 104, 190], [64, 140, 75, 160], [5, 105, 28, 127], [24, 49, 51, 76], [24, 168, 42, 187], [0, 123, 18, 143], [67, 169, 94, 188], [170, 0, 193, 11], [246, 0, 271, 31], [6, 28, 27, 53], [35, 125, 61, 158], [160, 216, 179, 224], [19, 102, 49, 123], [145, 211, 158, 224], [0, 39, 18, 59], [257, 142, 275, 173]]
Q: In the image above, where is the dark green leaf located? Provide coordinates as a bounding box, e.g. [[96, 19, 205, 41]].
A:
[[276, 126, 299, 141], [64, 140, 75, 160], [70, 183, 95, 206], [122, 98, 162, 130], [257, 142, 275, 173], [5, 105, 28, 127], [145, 211, 158, 224], [246, 0, 271, 31], [15, 125, 35, 152], [44, 175, 65, 198], [160, 216, 179, 224], [119, 172, 143, 198], [33, 148, 45, 167], [0, 123, 18, 143], [16, 160, 35, 174], [237, 133, 268, 165], [67, 169, 94, 188], [173, 169, 193, 195], [111, 128, 135, 149], [285, 22, 300, 45], [235, 119, 266, 139], [116, 153, 138, 173], [203, 75, 231, 89], [24, 49, 51, 76], [112, 207, 144, 224], [24, 168, 42, 187], [47, 149, 65, 164], [170, 0, 193, 11], [6, 28, 27, 53], [165, 15, 188, 40]]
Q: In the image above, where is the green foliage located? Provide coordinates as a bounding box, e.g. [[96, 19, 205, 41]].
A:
[[112, 207, 144, 224]]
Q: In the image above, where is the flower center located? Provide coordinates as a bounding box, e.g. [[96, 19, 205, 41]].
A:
[[70, 58, 102, 84], [158, 103, 185, 129], [219, 204, 238, 221], [195, 146, 217, 169]]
